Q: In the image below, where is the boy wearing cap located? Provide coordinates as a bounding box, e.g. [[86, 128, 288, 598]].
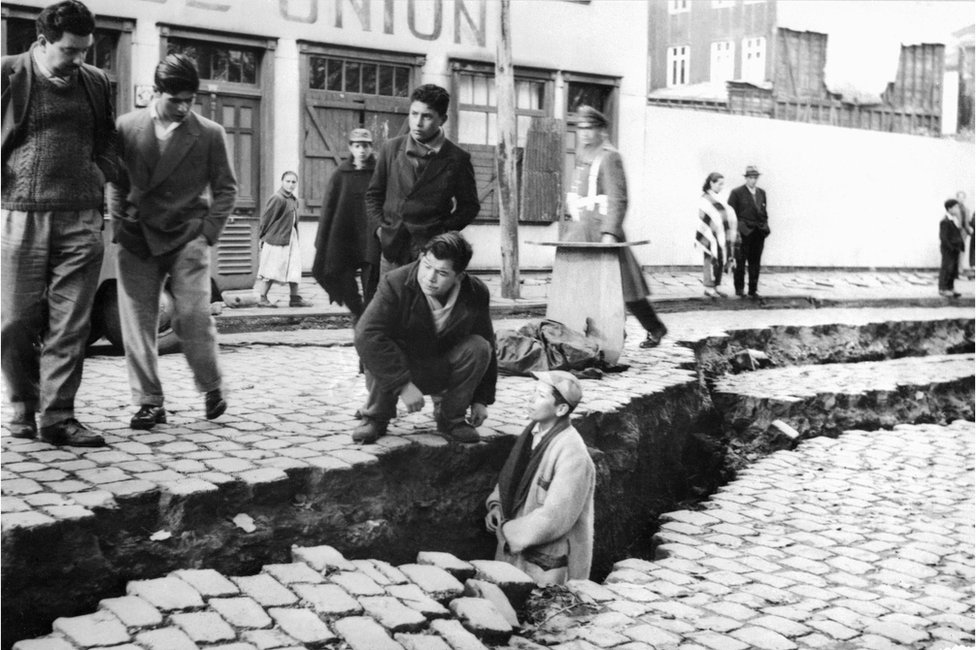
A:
[[313, 128, 379, 318], [727, 165, 770, 299], [485, 371, 596, 585]]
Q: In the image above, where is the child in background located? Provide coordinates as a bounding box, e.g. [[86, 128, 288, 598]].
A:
[[255, 171, 309, 308]]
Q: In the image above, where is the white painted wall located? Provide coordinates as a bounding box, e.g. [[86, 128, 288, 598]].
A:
[[632, 106, 975, 268]]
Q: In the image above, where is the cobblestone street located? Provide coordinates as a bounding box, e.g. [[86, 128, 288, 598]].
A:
[[3, 305, 974, 649], [556, 420, 975, 650]]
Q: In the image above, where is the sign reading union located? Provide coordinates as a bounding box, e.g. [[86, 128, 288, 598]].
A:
[[150, 0, 488, 47]]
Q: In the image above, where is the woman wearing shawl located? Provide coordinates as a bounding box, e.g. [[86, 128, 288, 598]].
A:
[[695, 172, 738, 298], [255, 171, 310, 307], [485, 371, 595, 585]]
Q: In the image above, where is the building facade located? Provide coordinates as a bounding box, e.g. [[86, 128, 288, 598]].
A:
[[2, 0, 656, 282]]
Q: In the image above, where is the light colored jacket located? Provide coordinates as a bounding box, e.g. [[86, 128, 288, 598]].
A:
[[487, 423, 596, 585]]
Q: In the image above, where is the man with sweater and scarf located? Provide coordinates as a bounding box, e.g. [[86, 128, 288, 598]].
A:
[[1, 0, 119, 446], [365, 84, 479, 274], [353, 231, 495, 444], [485, 371, 596, 585]]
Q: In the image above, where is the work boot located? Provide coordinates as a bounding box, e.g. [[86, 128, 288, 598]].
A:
[[352, 418, 387, 444], [439, 422, 481, 444], [39, 419, 105, 447], [8, 413, 37, 439], [130, 405, 167, 430], [205, 389, 227, 420], [256, 296, 276, 308], [290, 295, 312, 307]]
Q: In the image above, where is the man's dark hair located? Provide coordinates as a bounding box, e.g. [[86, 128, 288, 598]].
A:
[[945, 199, 960, 211], [410, 84, 450, 118], [422, 231, 473, 273], [154, 53, 200, 95], [37, 0, 95, 43]]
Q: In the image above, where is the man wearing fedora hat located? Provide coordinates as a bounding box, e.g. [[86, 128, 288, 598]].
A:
[[727, 165, 771, 299], [485, 370, 596, 586]]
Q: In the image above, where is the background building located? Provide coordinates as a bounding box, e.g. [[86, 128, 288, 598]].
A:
[[2, 0, 972, 279]]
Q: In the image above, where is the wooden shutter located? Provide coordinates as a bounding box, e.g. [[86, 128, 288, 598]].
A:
[[520, 117, 563, 222]]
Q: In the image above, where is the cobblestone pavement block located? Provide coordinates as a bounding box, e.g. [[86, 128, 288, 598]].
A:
[[333, 615, 405, 650], [449, 597, 513, 643], [292, 582, 364, 617], [469, 560, 535, 608], [12, 638, 77, 650], [231, 572, 300, 607], [97, 596, 164, 628], [51, 610, 129, 648], [399, 564, 465, 602], [429, 618, 491, 650], [126, 576, 205, 611], [169, 610, 237, 644], [387, 583, 452, 619], [133, 626, 199, 650], [292, 544, 357, 574], [418, 551, 477, 581], [262, 562, 325, 585], [173, 568, 240, 598], [330, 570, 386, 596], [463, 579, 519, 628], [395, 632, 455, 650], [209, 596, 274, 629], [267, 607, 337, 645], [359, 595, 429, 633]]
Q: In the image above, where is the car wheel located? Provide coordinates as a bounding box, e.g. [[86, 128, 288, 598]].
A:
[[100, 282, 182, 355]]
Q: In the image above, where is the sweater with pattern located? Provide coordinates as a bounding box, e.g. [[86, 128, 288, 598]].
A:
[[2, 67, 104, 211]]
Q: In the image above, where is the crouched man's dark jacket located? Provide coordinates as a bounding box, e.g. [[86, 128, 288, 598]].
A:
[[354, 261, 497, 406]]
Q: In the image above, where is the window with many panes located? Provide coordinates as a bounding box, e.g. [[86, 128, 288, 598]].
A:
[[667, 46, 690, 86], [455, 72, 546, 147], [167, 37, 259, 85], [308, 55, 410, 97]]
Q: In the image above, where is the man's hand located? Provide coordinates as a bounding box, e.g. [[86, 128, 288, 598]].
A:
[[468, 402, 488, 427], [485, 503, 502, 532], [600, 233, 619, 244], [398, 382, 425, 413]]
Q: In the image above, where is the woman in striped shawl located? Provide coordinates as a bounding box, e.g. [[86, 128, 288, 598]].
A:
[[695, 172, 738, 298]]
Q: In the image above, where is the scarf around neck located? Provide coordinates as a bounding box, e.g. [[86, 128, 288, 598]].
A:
[[497, 418, 571, 520]]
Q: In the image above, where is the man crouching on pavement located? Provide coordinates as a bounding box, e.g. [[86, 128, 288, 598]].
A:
[[353, 231, 496, 444], [485, 371, 596, 585]]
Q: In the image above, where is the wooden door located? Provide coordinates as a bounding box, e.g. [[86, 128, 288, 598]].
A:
[[302, 95, 409, 218], [195, 94, 261, 288]]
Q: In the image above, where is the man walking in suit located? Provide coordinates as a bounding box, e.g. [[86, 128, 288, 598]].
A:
[[108, 54, 237, 430], [727, 165, 771, 299], [2, 0, 119, 446], [365, 84, 480, 274]]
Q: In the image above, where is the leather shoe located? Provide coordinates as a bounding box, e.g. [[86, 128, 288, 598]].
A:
[[352, 418, 387, 444], [39, 419, 105, 447], [8, 414, 37, 439], [639, 325, 668, 349], [440, 422, 481, 444], [289, 296, 312, 307], [130, 405, 167, 430], [256, 297, 276, 308], [205, 389, 227, 420]]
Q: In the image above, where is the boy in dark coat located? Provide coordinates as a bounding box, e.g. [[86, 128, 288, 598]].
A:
[[365, 84, 479, 272], [353, 231, 496, 445], [939, 198, 965, 297], [312, 128, 379, 318]]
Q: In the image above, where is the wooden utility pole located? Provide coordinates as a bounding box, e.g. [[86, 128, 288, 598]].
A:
[[496, 0, 520, 298]]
